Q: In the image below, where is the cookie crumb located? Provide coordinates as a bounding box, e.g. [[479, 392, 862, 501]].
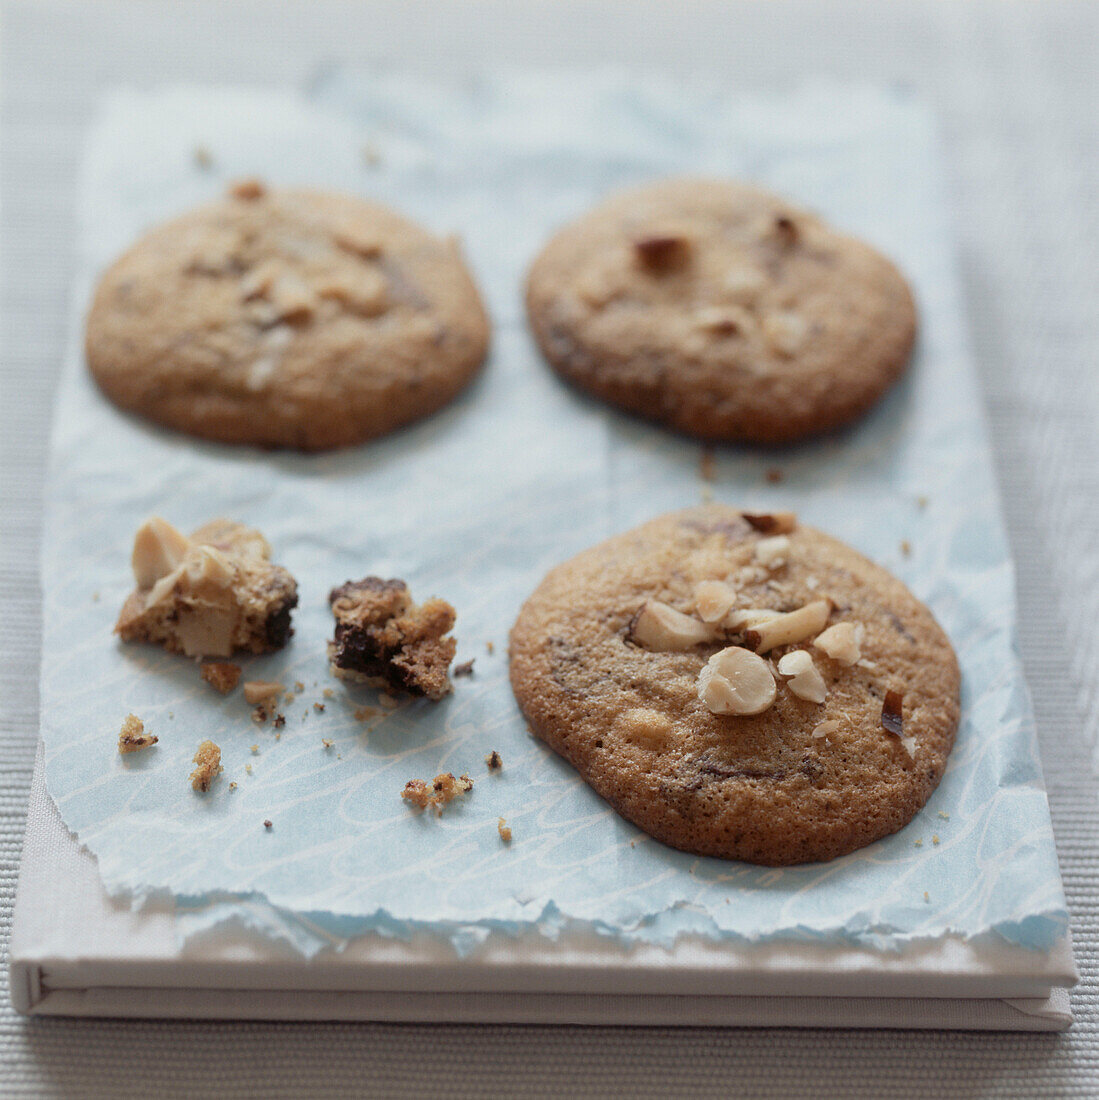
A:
[[937, 811, 950, 820], [245, 763, 253, 775], [190, 740, 222, 791], [229, 781, 238, 790], [264, 819, 273, 830], [453, 659, 475, 677], [485, 750, 502, 771], [294, 681, 305, 693], [229, 178, 265, 201], [323, 688, 335, 699], [916, 495, 929, 509], [283, 692, 296, 705], [118, 714, 158, 754], [273, 713, 286, 728], [923, 891, 930, 903], [244, 680, 284, 705], [193, 145, 213, 169], [362, 142, 382, 167], [932, 834, 941, 846], [900, 539, 912, 557], [765, 467, 784, 484], [699, 446, 716, 483], [250, 744, 259, 754], [486, 640, 495, 655], [401, 773, 473, 813], [202, 662, 242, 694], [322, 739, 334, 749], [354, 705, 381, 721], [314, 702, 326, 712], [914, 839, 923, 848], [92, 591, 101, 602], [497, 817, 512, 843], [251, 706, 269, 724]]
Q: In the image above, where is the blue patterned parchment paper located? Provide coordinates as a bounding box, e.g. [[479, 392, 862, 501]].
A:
[[40, 73, 1068, 957]]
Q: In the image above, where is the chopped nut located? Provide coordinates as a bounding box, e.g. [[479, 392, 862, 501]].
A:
[[811, 719, 842, 739], [201, 662, 242, 694], [118, 714, 158, 754], [693, 580, 737, 624], [617, 707, 674, 748], [742, 511, 797, 535], [498, 818, 512, 843], [131, 516, 193, 589], [244, 680, 284, 705], [813, 622, 861, 666], [901, 736, 918, 760], [485, 750, 502, 770], [627, 600, 715, 651], [697, 647, 777, 716], [322, 738, 334, 749], [453, 659, 475, 677], [229, 178, 266, 200], [881, 690, 904, 737], [634, 233, 691, 271], [754, 535, 790, 569], [723, 607, 784, 632], [742, 599, 831, 654], [190, 740, 222, 792], [776, 650, 827, 704]]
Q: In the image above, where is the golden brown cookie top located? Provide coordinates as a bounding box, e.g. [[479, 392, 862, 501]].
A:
[[526, 178, 916, 444], [509, 505, 959, 865], [86, 184, 490, 450]]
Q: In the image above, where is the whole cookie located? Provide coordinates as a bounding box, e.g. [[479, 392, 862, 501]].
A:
[[509, 505, 959, 865], [525, 178, 916, 444], [86, 183, 490, 450]]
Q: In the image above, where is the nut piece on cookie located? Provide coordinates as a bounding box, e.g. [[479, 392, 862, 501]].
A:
[[201, 661, 242, 693], [693, 580, 737, 624], [814, 622, 862, 666], [742, 599, 831, 654], [742, 511, 798, 536], [116, 517, 298, 660], [118, 714, 158, 754], [243, 680, 284, 705], [190, 740, 222, 792], [697, 647, 777, 716], [626, 600, 715, 651], [776, 649, 827, 704], [329, 577, 457, 700], [754, 535, 790, 569]]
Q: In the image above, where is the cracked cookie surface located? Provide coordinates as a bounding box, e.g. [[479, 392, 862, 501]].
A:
[[508, 505, 959, 865], [86, 185, 490, 449], [525, 178, 915, 444]]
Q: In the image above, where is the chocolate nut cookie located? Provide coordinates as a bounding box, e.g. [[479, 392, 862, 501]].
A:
[[116, 516, 298, 659], [86, 184, 490, 450], [509, 505, 959, 865], [525, 178, 916, 444]]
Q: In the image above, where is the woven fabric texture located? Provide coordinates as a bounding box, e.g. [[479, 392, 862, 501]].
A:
[[1, 1, 1097, 1096]]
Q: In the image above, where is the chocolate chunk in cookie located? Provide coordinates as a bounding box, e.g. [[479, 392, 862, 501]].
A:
[[328, 577, 457, 700]]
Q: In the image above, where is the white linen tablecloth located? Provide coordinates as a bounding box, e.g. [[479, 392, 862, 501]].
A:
[[2, 1, 1097, 1095]]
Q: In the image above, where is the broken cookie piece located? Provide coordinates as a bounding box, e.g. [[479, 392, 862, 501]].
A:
[[118, 714, 158, 754], [401, 772, 473, 813], [328, 577, 457, 700], [116, 517, 298, 659], [190, 739, 222, 792], [201, 661, 242, 693]]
